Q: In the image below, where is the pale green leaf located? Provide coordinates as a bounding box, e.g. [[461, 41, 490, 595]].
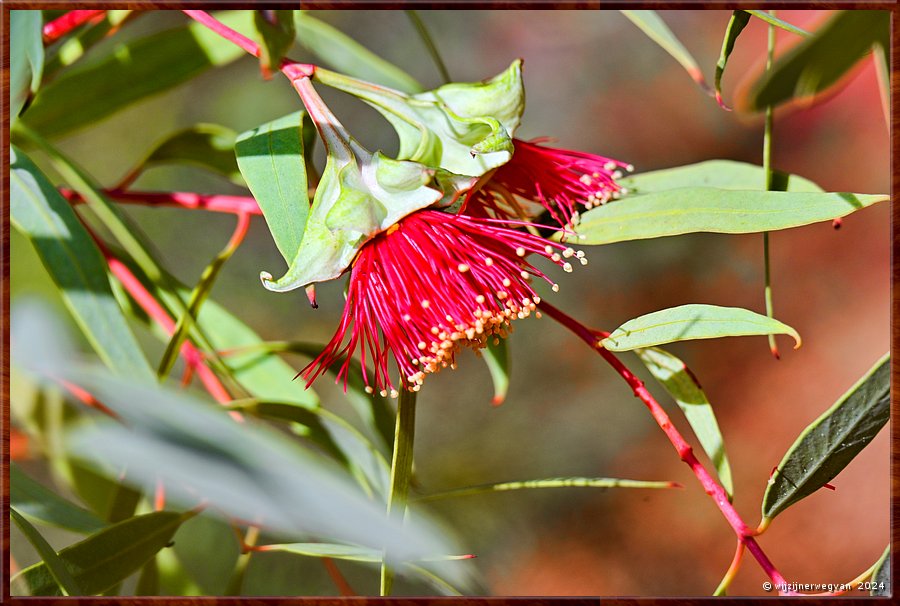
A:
[[11, 463, 107, 535], [482, 338, 510, 406], [11, 507, 83, 596], [745, 11, 811, 37], [619, 160, 824, 195], [714, 11, 751, 109], [10, 10, 44, 127], [417, 476, 679, 502]]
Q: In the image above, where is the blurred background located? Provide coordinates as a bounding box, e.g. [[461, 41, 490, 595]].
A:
[[10, 9, 889, 596]]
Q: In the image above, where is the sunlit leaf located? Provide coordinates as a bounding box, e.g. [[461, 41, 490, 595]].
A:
[[20, 11, 253, 137], [417, 476, 680, 502], [744, 11, 810, 37], [11, 507, 83, 596], [11, 463, 107, 534], [482, 339, 510, 406], [602, 304, 801, 351], [10, 147, 153, 379], [747, 10, 889, 111], [253, 10, 295, 77], [295, 12, 423, 93], [636, 347, 733, 499], [12, 511, 190, 596], [43, 11, 133, 78], [619, 160, 823, 194], [235, 111, 314, 264], [714, 11, 751, 110], [620, 10, 711, 95], [762, 354, 889, 521], [573, 188, 886, 245]]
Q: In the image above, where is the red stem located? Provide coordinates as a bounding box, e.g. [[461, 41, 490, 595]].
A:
[[42, 10, 106, 44], [538, 301, 794, 594], [60, 187, 262, 216]]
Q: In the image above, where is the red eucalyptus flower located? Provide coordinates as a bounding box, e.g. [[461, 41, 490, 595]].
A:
[[467, 138, 633, 227], [301, 209, 586, 396]]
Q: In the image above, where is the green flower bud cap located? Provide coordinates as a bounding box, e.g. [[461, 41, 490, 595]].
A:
[[314, 60, 525, 178]]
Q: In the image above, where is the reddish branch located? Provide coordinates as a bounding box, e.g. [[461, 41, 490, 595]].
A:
[[60, 187, 262, 216], [538, 301, 795, 595], [42, 10, 106, 44]]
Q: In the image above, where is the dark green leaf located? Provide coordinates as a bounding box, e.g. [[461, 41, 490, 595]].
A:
[[253, 10, 295, 77], [871, 545, 890, 596], [573, 188, 886, 245], [295, 12, 423, 93], [620, 10, 711, 95], [11, 463, 107, 534], [417, 476, 680, 502], [20, 11, 253, 137], [619, 160, 823, 195], [744, 11, 811, 37], [10, 146, 154, 379], [482, 338, 510, 406], [762, 354, 890, 521], [636, 347, 733, 499], [12, 511, 189, 596], [714, 11, 751, 109], [602, 304, 801, 351], [11, 506, 83, 596], [135, 557, 160, 596], [747, 11, 889, 111], [10, 10, 44, 126], [124, 124, 242, 187], [235, 111, 312, 264]]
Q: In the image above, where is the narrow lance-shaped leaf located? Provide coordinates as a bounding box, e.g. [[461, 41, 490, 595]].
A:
[[253, 10, 295, 78], [747, 10, 889, 111], [294, 11, 423, 94], [636, 347, 733, 499], [481, 338, 510, 406], [744, 11, 811, 38], [761, 354, 890, 521], [619, 160, 823, 195], [602, 304, 801, 352], [572, 188, 887, 245], [19, 11, 254, 137], [620, 10, 712, 95], [871, 545, 890, 596], [122, 124, 242, 188], [235, 111, 313, 264], [11, 463, 107, 534], [10, 146, 154, 379], [11, 507, 83, 596], [43, 11, 133, 78], [416, 477, 680, 502], [714, 11, 751, 110], [11, 511, 191, 596], [10, 10, 44, 127]]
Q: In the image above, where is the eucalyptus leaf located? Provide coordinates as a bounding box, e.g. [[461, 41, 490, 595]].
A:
[[10, 10, 44, 127], [11, 463, 107, 535], [762, 354, 889, 521], [618, 160, 823, 195], [12, 511, 190, 596], [20, 11, 253, 137], [636, 347, 733, 499], [573, 188, 886, 245], [620, 10, 711, 95], [417, 476, 679, 502], [747, 10, 889, 111], [871, 545, 890, 596], [253, 10, 295, 77], [10, 146, 153, 379], [295, 12, 423, 93], [714, 11, 751, 109], [11, 507, 83, 596], [602, 304, 801, 351], [128, 124, 242, 186], [43, 11, 133, 78], [744, 11, 811, 37], [235, 111, 314, 264], [482, 338, 510, 406], [314, 60, 523, 176]]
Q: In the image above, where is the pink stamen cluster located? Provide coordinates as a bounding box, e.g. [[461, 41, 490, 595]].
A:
[[468, 138, 633, 227], [301, 209, 587, 396]]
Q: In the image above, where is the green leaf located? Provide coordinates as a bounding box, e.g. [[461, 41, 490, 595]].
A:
[[314, 60, 523, 177], [124, 124, 242, 187], [636, 348, 733, 499], [417, 476, 680, 502], [573, 188, 887, 245], [871, 545, 890, 596], [10, 10, 44, 127], [619, 160, 824, 195], [264, 542, 383, 562], [482, 338, 510, 406], [12, 511, 190, 596], [11, 463, 107, 534], [762, 354, 890, 521], [294, 12, 423, 93], [253, 10, 295, 77], [10, 146, 154, 379], [620, 10, 711, 95], [744, 11, 811, 38], [235, 111, 313, 264], [43, 11, 133, 79], [157, 214, 249, 381], [602, 304, 801, 351], [714, 11, 751, 110], [20, 11, 253, 137], [747, 10, 889, 111], [11, 506, 84, 596]]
